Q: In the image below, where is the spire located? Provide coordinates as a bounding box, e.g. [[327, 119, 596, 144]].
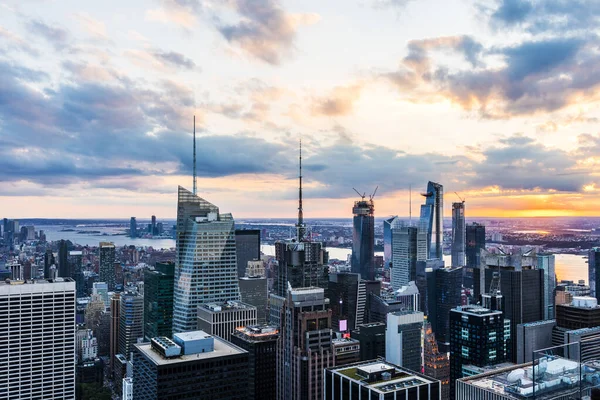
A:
[[296, 138, 305, 241], [193, 115, 197, 195]]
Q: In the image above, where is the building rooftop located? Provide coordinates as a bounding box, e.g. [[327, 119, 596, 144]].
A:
[[234, 325, 278, 338], [135, 333, 246, 366], [198, 301, 255, 313], [453, 305, 502, 317], [459, 356, 600, 399], [331, 360, 436, 394]]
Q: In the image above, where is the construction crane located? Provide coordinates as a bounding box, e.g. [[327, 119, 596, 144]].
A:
[[353, 188, 366, 200], [454, 192, 465, 203], [369, 186, 378, 201]]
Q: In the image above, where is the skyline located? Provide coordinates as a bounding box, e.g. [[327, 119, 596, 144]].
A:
[[2, 0, 600, 218]]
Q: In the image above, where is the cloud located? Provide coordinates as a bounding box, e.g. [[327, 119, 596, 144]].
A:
[[152, 50, 197, 70], [206, 0, 320, 65], [74, 13, 109, 40], [26, 19, 69, 50], [145, 6, 197, 29], [0, 26, 39, 56], [310, 84, 364, 116]]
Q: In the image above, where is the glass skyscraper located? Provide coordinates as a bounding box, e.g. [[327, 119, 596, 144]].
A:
[[537, 253, 556, 319], [390, 225, 418, 290], [451, 201, 465, 267], [589, 247, 600, 303], [418, 181, 443, 261], [172, 186, 241, 333], [99, 242, 116, 290], [351, 198, 375, 280], [465, 222, 485, 290]]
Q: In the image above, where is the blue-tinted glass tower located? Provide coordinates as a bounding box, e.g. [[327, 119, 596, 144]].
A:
[[418, 181, 443, 261], [351, 198, 375, 280]]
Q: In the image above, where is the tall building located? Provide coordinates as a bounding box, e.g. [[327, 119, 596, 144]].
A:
[[144, 261, 174, 340], [58, 239, 70, 278], [385, 311, 424, 372], [423, 322, 450, 400], [239, 276, 268, 323], [43, 249, 55, 279], [351, 322, 386, 361], [418, 181, 443, 261], [197, 301, 257, 341], [351, 195, 375, 281], [451, 201, 465, 267], [484, 265, 544, 361], [449, 305, 511, 399], [430, 266, 463, 350], [277, 287, 333, 400], [109, 293, 121, 374], [133, 331, 249, 400], [325, 361, 441, 400], [99, 242, 116, 291], [235, 229, 261, 279], [383, 216, 399, 268], [589, 247, 600, 303], [0, 278, 76, 399], [118, 291, 144, 359], [93, 281, 109, 308], [390, 225, 418, 290], [130, 217, 137, 238], [516, 320, 555, 364], [69, 251, 85, 298], [274, 240, 329, 298], [231, 325, 278, 400], [327, 272, 360, 332], [172, 186, 241, 333], [537, 253, 556, 319], [465, 222, 485, 290], [151, 215, 156, 235]]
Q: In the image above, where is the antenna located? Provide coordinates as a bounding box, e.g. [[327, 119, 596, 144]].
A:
[[296, 137, 305, 241], [409, 185, 412, 225], [193, 115, 197, 195]]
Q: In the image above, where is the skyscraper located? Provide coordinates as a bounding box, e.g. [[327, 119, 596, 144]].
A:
[[129, 217, 137, 238], [327, 272, 360, 332], [235, 229, 261, 279], [449, 305, 511, 399], [418, 181, 443, 261], [589, 247, 600, 303], [430, 266, 463, 351], [143, 261, 174, 340], [537, 253, 556, 319], [99, 242, 116, 291], [423, 322, 450, 400], [118, 291, 144, 359], [351, 194, 375, 280], [451, 201, 465, 267], [390, 225, 418, 290], [465, 222, 485, 290], [385, 311, 424, 372], [172, 186, 241, 333], [239, 275, 268, 323], [151, 215, 156, 235], [383, 216, 399, 268], [58, 239, 70, 278], [277, 287, 333, 400], [231, 325, 278, 400], [110, 293, 121, 375], [0, 278, 76, 399], [70, 250, 85, 297]]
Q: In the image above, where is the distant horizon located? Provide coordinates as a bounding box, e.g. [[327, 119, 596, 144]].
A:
[[7, 216, 600, 221]]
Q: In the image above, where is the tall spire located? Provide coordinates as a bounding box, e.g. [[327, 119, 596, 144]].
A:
[[296, 138, 305, 241], [193, 115, 197, 195]]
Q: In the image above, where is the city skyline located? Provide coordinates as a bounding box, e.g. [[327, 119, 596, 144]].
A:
[[2, 0, 600, 219]]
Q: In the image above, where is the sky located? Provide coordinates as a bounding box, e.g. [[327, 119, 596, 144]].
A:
[[1, 0, 600, 219]]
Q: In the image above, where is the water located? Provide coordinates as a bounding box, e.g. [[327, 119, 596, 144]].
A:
[[41, 225, 176, 249]]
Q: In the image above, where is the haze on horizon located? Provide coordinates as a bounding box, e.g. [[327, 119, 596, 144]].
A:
[[1, 0, 600, 219]]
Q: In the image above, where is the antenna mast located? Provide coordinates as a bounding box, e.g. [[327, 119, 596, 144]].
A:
[[193, 115, 197, 195], [296, 138, 305, 241], [409, 185, 412, 225]]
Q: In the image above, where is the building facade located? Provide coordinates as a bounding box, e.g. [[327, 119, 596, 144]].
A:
[[118, 291, 144, 359], [589, 247, 600, 303], [390, 225, 418, 290], [197, 301, 257, 341], [451, 201, 466, 267], [235, 229, 261, 279], [143, 261, 174, 340], [351, 197, 375, 281], [537, 253, 556, 319], [465, 222, 485, 290], [351, 322, 386, 361], [172, 186, 241, 333], [423, 322, 450, 400], [385, 311, 424, 372], [99, 242, 116, 291], [418, 181, 444, 261], [0, 279, 76, 399], [239, 276, 268, 323]]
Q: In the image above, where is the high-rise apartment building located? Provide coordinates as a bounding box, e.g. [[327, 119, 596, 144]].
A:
[[465, 222, 485, 290], [589, 247, 600, 303], [418, 181, 443, 261], [277, 287, 333, 400], [235, 229, 261, 279], [197, 301, 257, 341], [390, 225, 418, 290], [537, 253, 556, 319], [423, 322, 450, 400], [144, 261, 174, 340], [385, 311, 424, 372], [325, 361, 441, 400], [118, 291, 144, 359], [351, 196, 375, 281], [99, 242, 116, 291], [449, 305, 511, 399], [133, 331, 249, 400], [451, 201, 465, 267], [0, 278, 76, 399], [129, 217, 137, 238], [231, 325, 278, 400], [172, 186, 241, 333]]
